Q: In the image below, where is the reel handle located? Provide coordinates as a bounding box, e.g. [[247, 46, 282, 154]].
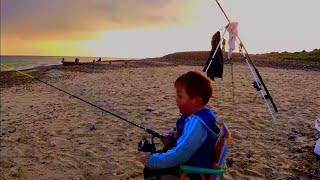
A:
[[138, 137, 156, 153]]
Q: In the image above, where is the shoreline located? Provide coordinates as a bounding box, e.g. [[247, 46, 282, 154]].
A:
[[1, 58, 320, 89], [1, 55, 319, 76]]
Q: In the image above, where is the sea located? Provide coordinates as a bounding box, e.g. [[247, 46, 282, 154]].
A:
[[0, 56, 132, 71]]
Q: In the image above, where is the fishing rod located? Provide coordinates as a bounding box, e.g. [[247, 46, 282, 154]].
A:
[[214, 0, 278, 114], [0, 63, 164, 139]]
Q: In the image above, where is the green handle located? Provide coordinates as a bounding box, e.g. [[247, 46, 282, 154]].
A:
[[180, 165, 224, 176]]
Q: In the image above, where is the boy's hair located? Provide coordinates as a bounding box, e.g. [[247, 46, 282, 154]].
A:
[[175, 71, 213, 105]]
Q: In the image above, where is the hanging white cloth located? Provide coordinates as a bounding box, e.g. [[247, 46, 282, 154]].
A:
[[227, 22, 239, 59]]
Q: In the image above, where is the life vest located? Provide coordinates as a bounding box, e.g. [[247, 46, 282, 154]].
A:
[[176, 108, 220, 168]]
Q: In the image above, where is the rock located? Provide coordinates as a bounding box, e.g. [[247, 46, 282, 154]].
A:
[[286, 175, 300, 180], [48, 112, 54, 119], [246, 150, 253, 158], [288, 134, 297, 141], [0, 160, 15, 168], [90, 123, 96, 131], [232, 131, 245, 140], [9, 166, 20, 177], [106, 163, 118, 171], [8, 127, 16, 133], [265, 169, 279, 179], [226, 158, 234, 167], [295, 148, 304, 153], [49, 141, 56, 147]]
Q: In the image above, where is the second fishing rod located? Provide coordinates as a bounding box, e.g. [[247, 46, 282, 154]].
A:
[[214, 0, 278, 113]]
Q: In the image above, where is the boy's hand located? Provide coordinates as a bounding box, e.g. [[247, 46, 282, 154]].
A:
[[161, 136, 174, 149], [139, 155, 149, 165], [161, 128, 177, 150]]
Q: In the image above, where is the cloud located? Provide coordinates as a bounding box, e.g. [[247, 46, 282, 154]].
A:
[[1, 0, 192, 40]]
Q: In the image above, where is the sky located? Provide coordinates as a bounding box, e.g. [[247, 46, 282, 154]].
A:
[[1, 0, 319, 58]]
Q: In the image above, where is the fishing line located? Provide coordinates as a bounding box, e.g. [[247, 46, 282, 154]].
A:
[[0, 63, 163, 138]]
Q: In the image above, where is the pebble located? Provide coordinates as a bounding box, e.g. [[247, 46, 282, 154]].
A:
[[8, 127, 16, 133], [48, 112, 54, 119], [286, 175, 300, 180], [246, 150, 253, 158], [226, 158, 234, 167], [295, 148, 304, 153], [265, 169, 279, 179], [9, 166, 20, 177], [90, 123, 96, 131], [288, 134, 297, 141], [0, 160, 15, 168]]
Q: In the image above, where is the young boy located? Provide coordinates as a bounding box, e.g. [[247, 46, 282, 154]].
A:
[[144, 71, 220, 179]]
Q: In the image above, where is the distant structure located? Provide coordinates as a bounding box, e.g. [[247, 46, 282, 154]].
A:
[[97, 57, 102, 62], [75, 58, 79, 64]]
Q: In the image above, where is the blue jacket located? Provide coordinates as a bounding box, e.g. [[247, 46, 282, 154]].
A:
[[147, 108, 219, 169]]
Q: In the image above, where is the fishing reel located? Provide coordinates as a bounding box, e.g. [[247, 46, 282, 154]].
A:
[[138, 128, 176, 153], [252, 80, 262, 91], [138, 136, 156, 153], [253, 81, 273, 100], [138, 106, 157, 153]]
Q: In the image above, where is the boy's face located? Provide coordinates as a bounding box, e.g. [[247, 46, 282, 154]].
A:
[[175, 86, 202, 115]]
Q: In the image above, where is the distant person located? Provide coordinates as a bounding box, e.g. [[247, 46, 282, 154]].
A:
[[75, 58, 79, 64], [97, 57, 102, 62], [61, 58, 65, 63]]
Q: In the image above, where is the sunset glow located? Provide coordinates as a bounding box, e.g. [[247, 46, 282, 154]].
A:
[[1, 0, 319, 58]]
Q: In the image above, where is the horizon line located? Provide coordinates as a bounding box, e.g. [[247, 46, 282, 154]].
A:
[[1, 48, 318, 58]]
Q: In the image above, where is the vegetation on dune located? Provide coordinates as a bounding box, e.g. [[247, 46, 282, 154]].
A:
[[263, 49, 320, 63], [163, 49, 320, 63], [161, 49, 320, 70]]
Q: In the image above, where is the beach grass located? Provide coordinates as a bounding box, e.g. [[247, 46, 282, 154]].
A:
[[265, 49, 320, 64]]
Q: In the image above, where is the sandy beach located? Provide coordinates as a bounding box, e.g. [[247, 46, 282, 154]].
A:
[[1, 58, 320, 179]]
